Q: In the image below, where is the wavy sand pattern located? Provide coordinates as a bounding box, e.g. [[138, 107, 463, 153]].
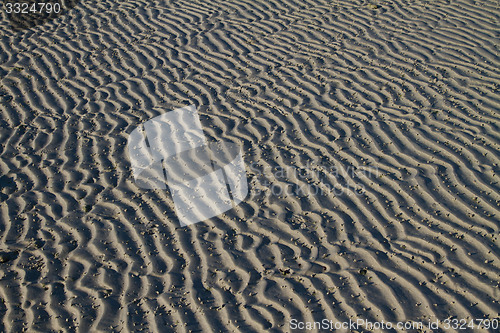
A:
[[0, 0, 499, 332]]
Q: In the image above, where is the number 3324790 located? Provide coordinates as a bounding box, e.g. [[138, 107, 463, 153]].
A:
[[3, 3, 61, 14]]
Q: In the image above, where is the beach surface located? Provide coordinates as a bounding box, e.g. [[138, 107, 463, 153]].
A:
[[0, 0, 499, 332]]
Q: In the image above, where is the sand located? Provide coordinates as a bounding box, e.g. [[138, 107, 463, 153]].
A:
[[0, 0, 499, 332]]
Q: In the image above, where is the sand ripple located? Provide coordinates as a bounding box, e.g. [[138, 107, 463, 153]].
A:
[[0, 0, 499, 331]]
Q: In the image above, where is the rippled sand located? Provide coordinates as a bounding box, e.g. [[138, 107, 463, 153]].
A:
[[0, 0, 499, 332]]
